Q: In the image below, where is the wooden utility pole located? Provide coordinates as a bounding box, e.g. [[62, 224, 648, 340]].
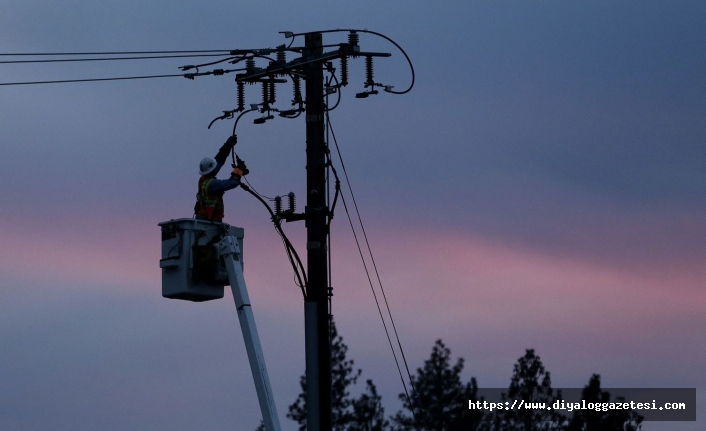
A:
[[303, 31, 332, 431]]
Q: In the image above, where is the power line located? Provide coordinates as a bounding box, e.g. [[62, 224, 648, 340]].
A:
[[326, 113, 419, 417], [0, 53, 232, 65], [0, 73, 187, 86], [0, 50, 232, 56]]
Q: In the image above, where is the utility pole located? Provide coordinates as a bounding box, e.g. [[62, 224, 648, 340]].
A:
[[303, 32, 332, 431], [190, 29, 404, 431]]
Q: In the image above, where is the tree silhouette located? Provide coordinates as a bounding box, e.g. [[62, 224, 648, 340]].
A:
[[491, 349, 565, 431], [349, 379, 389, 431], [393, 339, 485, 431], [564, 374, 643, 431], [287, 320, 390, 431], [258, 336, 641, 431]]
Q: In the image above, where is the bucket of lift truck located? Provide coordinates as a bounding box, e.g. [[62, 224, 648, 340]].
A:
[[158, 218, 244, 302]]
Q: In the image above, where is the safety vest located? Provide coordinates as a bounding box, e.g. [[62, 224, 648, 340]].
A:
[[197, 176, 225, 221]]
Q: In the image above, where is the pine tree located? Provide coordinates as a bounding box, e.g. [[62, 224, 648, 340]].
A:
[[393, 339, 485, 431], [349, 380, 389, 431], [565, 374, 643, 431], [286, 371, 308, 431], [493, 349, 565, 431], [288, 320, 386, 431]]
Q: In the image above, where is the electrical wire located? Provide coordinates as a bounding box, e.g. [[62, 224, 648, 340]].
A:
[[0, 53, 232, 65], [325, 164, 340, 231], [232, 108, 258, 136], [181, 56, 239, 71], [0, 73, 186, 86], [0, 50, 233, 56], [185, 67, 245, 79], [281, 32, 297, 49], [242, 175, 276, 200], [337, 185, 415, 412], [280, 233, 305, 289], [227, 109, 279, 201], [323, 97, 341, 232], [325, 71, 342, 112], [324, 90, 340, 333], [325, 113, 419, 418], [240, 182, 307, 297], [234, 177, 308, 299], [0, 57, 243, 87], [325, 92, 335, 348]]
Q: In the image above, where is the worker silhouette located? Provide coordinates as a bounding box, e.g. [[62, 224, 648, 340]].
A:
[[195, 135, 249, 222]]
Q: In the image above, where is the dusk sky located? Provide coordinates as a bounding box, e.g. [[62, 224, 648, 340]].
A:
[[1, 1, 704, 430]]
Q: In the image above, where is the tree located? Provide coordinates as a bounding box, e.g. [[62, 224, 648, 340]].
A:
[[393, 339, 485, 431], [349, 379, 389, 431], [257, 336, 645, 431], [287, 320, 388, 431], [564, 374, 643, 431], [492, 349, 565, 431]]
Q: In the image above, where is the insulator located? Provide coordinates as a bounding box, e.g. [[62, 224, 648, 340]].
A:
[[237, 81, 245, 111], [269, 80, 276, 104], [365, 56, 374, 87], [246, 58, 256, 73], [348, 31, 359, 46], [287, 192, 295, 213], [274, 196, 282, 216], [340, 56, 348, 87], [277, 50, 286, 64], [261, 82, 269, 107], [292, 76, 302, 104]]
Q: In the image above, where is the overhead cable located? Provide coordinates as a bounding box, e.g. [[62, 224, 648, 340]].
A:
[[0, 73, 187, 86], [326, 114, 419, 418], [240, 183, 308, 297], [0, 53, 232, 65], [0, 50, 233, 56]]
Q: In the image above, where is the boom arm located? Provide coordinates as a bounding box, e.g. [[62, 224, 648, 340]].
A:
[[217, 236, 282, 431]]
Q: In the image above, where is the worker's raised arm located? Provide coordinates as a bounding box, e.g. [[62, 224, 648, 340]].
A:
[[207, 156, 249, 195], [206, 135, 248, 195], [208, 172, 241, 194], [215, 135, 238, 165]]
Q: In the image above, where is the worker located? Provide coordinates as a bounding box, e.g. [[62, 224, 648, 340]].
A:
[[195, 135, 249, 222]]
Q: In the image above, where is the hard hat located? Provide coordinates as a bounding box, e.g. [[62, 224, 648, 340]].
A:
[[199, 157, 217, 175]]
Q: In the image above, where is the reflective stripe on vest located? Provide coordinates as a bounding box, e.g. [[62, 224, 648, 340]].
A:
[[197, 176, 224, 221]]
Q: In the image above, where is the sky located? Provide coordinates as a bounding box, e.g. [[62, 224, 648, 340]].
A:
[[1, 1, 705, 430]]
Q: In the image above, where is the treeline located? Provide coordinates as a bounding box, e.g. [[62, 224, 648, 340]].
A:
[[258, 323, 643, 431]]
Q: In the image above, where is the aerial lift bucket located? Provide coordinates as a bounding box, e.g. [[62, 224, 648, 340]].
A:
[[158, 218, 243, 301]]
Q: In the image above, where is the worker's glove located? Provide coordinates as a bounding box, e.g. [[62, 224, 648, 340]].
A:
[[215, 135, 238, 165], [236, 156, 249, 176], [230, 156, 249, 180], [225, 134, 238, 149]]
